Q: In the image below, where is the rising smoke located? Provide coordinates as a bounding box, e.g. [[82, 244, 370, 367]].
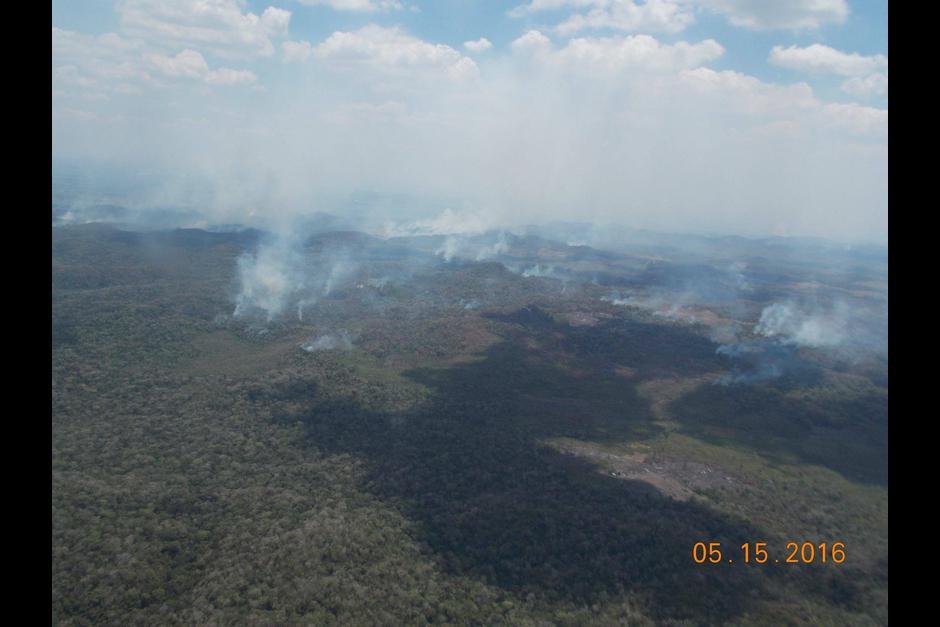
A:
[[232, 227, 362, 322], [301, 330, 354, 352]]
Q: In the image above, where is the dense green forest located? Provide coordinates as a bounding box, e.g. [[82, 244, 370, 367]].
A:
[[52, 224, 887, 625]]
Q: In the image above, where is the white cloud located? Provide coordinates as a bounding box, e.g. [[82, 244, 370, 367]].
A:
[[297, 0, 403, 11], [509, 1, 694, 34], [52, 28, 152, 95], [314, 25, 478, 80], [559, 34, 723, 71], [463, 37, 493, 53], [769, 44, 888, 102], [282, 39, 313, 62], [769, 44, 887, 76], [146, 49, 258, 85], [556, 0, 695, 35], [822, 102, 887, 136], [512, 31, 724, 73], [147, 48, 210, 79], [671, 67, 884, 136], [677, 67, 817, 115], [513, 0, 850, 32], [206, 67, 259, 85], [841, 73, 888, 99], [698, 0, 848, 30], [509, 0, 613, 18], [511, 30, 553, 55], [117, 0, 291, 58], [53, 24, 260, 103]]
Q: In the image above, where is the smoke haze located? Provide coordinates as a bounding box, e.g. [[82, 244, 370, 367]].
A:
[[52, 1, 887, 244]]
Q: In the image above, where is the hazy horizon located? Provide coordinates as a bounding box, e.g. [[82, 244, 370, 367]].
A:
[[53, 1, 887, 245]]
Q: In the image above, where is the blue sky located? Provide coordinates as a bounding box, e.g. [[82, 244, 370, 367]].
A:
[[52, 1, 888, 242]]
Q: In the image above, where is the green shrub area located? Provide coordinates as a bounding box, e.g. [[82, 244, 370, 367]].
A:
[[52, 225, 888, 625]]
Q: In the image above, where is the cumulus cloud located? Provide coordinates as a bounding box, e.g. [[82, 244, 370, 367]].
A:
[[314, 25, 479, 80], [509, 1, 695, 35], [146, 49, 257, 85], [511, 30, 724, 74], [677, 67, 817, 115], [146, 48, 210, 79], [769, 44, 887, 101], [52, 28, 150, 96], [841, 73, 888, 99], [509, 0, 604, 16], [511, 30, 553, 55], [698, 0, 848, 30], [54, 25, 260, 96], [675, 67, 885, 136], [282, 39, 314, 62], [821, 102, 887, 136], [554, 0, 696, 35], [510, 0, 847, 32], [117, 0, 291, 58], [557, 34, 723, 72], [463, 37, 493, 53], [769, 44, 887, 77], [298, 0, 403, 11]]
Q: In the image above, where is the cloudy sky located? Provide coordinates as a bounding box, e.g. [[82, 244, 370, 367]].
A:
[[52, 0, 888, 243]]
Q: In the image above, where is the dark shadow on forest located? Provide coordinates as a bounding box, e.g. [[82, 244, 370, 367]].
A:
[[669, 381, 888, 486], [272, 309, 862, 622]]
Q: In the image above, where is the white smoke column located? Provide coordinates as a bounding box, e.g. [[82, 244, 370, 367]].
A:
[[233, 233, 304, 321], [232, 219, 366, 323], [434, 231, 510, 262], [521, 264, 559, 278], [322, 258, 359, 296], [754, 301, 849, 348], [602, 291, 700, 323], [727, 261, 752, 292], [436, 236, 460, 261], [301, 330, 353, 352], [296, 297, 319, 322], [474, 231, 509, 261]]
